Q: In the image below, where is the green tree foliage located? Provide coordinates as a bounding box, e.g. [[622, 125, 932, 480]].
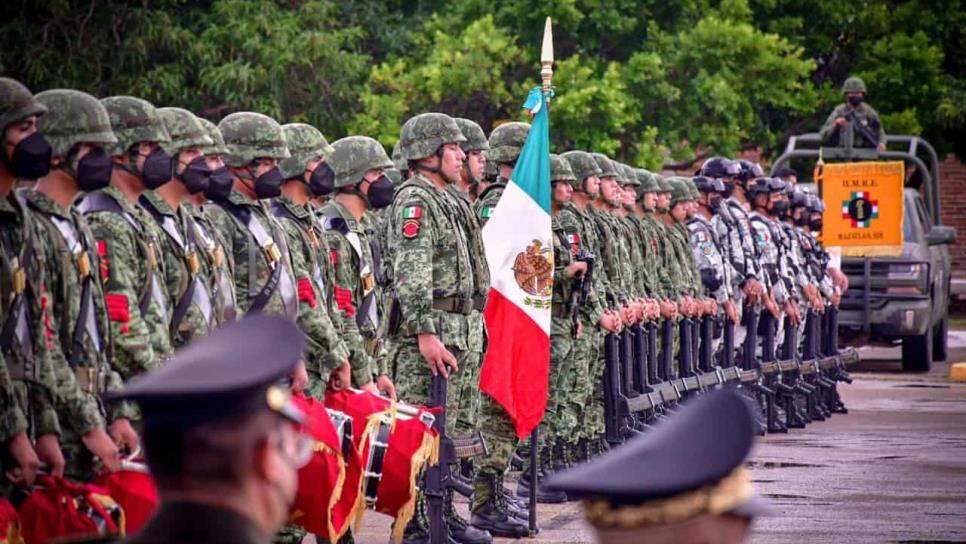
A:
[[0, 0, 963, 162]]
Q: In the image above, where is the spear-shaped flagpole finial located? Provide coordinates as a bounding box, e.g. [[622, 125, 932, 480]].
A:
[[541, 17, 554, 93]]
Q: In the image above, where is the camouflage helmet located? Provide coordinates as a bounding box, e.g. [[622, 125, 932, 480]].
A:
[[157, 107, 212, 156], [486, 122, 529, 165], [842, 77, 866, 94], [279, 123, 335, 180], [685, 177, 700, 199], [100, 96, 170, 156], [667, 176, 694, 207], [655, 173, 672, 193], [590, 153, 619, 179], [385, 167, 403, 185], [636, 168, 660, 195], [483, 158, 498, 182], [561, 150, 602, 182], [397, 112, 465, 161], [197, 117, 229, 156], [454, 118, 489, 154], [327, 136, 394, 188], [391, 140, 407, 171], [619, 163, 640, 187], [218, 112, 290, 167], [0, 77, 47, 131], [35, 89, 117, 158], [549, 153, 576, 184]]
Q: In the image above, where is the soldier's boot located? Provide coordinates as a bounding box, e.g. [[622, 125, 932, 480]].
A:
[[471, 474, 530, 538], [500, 484, 529, 522], [449, 460, 474, 498], [399, 496, 430, 544], [509, 452, 525, 471], [577, 438, 590, 463], [516, 448, 567, 504], [445, 489, 492, 544]]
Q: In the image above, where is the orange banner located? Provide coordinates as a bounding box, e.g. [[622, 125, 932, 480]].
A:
[[818, 161, 904, 254]]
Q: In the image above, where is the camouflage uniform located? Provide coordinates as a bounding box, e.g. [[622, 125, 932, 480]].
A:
[[79, 96, 174, 383], [194, 118, 237, 325], [474, 122, 528, 227], [275, 123, 351, 398], [206, 112, 298, 320], [820, 77, 886, 148], [140, 107, 217, 348], [316, 135, 397, 392], [558, 151, 606, 452]]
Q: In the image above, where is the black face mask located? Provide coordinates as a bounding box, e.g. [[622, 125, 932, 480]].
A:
[[74, 147, 113, 191], [794, 213, 809, 227], [254, 166, 284, 199], [771, 200, 789, 218], [847, 95, 863, 106], [178, 156, 211, 194], [308, 163, 335, 197], [4, 132, 52, 179], [140, 147, 174, 189], [809, 218, 823, 231], [708, 195, 723, 211], [722, 181, 736, 198], [364, 175, 395, 209], [205, 165, 233, 201]]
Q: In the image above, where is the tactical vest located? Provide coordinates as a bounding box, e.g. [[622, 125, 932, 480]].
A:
[[21, 194, 107, 392], [271, 201, 326, 300], [139, 196, 214, 337], [0, 198, 38, 382], [77, 191, 169, 321], [214, 199, 297, 320], [191, 211, 236, 323], [318, 205, 379, 331]]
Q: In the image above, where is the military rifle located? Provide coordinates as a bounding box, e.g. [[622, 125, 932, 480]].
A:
[[426, 374, 449, 544], [568, 250, 596, 339], [842, 108, 881, 148]]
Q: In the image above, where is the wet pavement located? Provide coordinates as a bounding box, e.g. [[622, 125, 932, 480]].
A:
[[354, 331, 966, 543]]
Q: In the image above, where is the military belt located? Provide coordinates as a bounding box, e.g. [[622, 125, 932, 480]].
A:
[[74, 366, 107, 394], [551, 304, 569, 319], [432, 296, 474, 315]]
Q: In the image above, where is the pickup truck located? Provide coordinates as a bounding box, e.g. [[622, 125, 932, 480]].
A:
[[772, 134, 956, 371]]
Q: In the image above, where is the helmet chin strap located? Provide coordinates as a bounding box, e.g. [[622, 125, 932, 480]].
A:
[[415, 147, 445, 176]]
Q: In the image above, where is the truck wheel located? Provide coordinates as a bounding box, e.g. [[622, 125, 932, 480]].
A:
[[932, 318, 948, 362], [902, 323, 933, 372]]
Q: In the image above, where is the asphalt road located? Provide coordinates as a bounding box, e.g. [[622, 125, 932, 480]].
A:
[[354, 330, 966, 544]]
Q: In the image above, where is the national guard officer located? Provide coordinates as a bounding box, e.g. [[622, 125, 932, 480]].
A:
[[544, 389, 775, 544], [274, 123, 355, 401], [140, 107, 216, 348], [27, 88, 137, 477], [475, 122, 528, 227], [820, 76, 887, 151], [317, 135, 398, 399], [112, 315, 311, 544], [80, 96, 174, 382]]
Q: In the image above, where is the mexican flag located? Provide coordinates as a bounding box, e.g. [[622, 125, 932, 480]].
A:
[[480, 87, 553, 439]]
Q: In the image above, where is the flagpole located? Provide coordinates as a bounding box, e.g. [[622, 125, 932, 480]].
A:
[[528, 15, 554, 537]]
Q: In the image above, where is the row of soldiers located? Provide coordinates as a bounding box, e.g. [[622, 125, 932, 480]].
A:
[[0, 74, 849, 543]]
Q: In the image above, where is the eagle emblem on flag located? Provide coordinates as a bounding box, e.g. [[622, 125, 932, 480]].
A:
[[512, 239, 553, 302]]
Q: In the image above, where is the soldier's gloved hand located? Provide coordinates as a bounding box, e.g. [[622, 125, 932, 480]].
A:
[[565, 261, 588, 278], [329, 361, 352, 391], [108, 417, 140, 455], [83, 427, 121, 472], [5, 431, 40, 485], [724, 300, 739, 325], [417, 333, 458, 378], [376, 374, 397, 401], [34, 433, 65, 478]]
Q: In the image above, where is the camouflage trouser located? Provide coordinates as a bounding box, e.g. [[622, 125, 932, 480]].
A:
[[303, 368, 329, 403], [389, 338, 481, 436], [540, 331, 575, 449], [61, 426, 96, 482], [475, 393, 517, 479], [569, 326, 602, 443]]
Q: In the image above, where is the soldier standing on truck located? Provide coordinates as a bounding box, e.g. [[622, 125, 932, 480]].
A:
[[820, 77, 887, 152]]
